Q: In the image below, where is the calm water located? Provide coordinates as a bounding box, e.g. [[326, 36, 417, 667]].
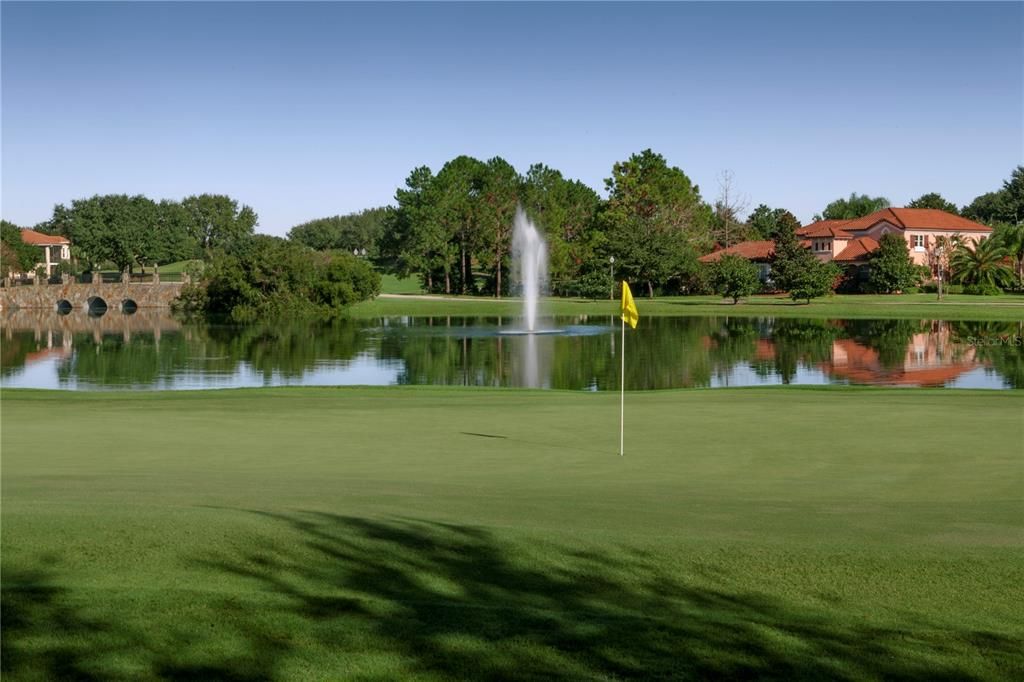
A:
[[1, 310, 1021, 390]]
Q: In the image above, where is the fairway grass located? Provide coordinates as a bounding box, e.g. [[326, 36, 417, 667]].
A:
[[353, 292, 1024, 321], [2, 387, 1022, 680], [380, 273, 426, 295]]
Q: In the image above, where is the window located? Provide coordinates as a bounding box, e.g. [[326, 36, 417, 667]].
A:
[[913, 235, 925, 250]]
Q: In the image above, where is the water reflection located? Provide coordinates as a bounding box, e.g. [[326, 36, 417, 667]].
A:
[[2, 310, 1020, 391]]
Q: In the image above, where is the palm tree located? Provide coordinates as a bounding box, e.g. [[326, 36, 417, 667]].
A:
[[950, 237, 1014, 290], [994, 222, 1024, 289]]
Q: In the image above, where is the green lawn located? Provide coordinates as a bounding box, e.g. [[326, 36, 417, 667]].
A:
[[156, 259, 201, 275], [2, 387, 1022, 680], [354, 292, 1024, 321], [380, 273, 425, 295]]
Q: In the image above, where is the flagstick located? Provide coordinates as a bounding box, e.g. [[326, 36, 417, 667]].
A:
[[619, 312, 625, 457]]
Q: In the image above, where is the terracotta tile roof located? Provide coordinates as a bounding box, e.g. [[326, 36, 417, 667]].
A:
[[891, 208, 992, 232], [835, 208, 992, 233], [800, 223, 855, 238], [834, 237, 880, 262], [699, 240, 776, 263], [796, 219, 853, 237], [20, 229, 70, 245]]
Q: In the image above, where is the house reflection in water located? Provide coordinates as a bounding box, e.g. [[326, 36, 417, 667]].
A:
[[23, 332, 73, 366], [824, 326, 977, 387], [702, 320, 988, 388]]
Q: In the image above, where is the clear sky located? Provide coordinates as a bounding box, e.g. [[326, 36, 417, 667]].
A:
[[2, 1, 1021, 235]]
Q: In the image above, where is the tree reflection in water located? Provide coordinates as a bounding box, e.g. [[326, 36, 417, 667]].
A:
[[1, 311, 1017, 390]]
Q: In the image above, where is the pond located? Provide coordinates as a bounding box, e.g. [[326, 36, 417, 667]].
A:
[[1, 310, 1021, 390]]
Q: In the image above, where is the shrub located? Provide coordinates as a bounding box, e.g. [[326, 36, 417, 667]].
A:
[[788, 260, 841, 304], [709, 255, 760, 304], [172, 283, 209, 314], [866, 234, 920, 293], [191, 236, 381, 320], [963, 283, 1004, 296], [564, 270, 611, 299]]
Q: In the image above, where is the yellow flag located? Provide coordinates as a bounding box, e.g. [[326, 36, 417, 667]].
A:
[[620, 281, 639, 329]]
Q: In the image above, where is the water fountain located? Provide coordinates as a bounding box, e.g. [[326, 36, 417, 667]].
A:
[[502, 207, 560, 335]]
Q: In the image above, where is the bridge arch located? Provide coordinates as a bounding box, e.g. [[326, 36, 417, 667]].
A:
[[87, 296, 108, 316], [56, 299, 73, 315], [121, 299, 138, 314]]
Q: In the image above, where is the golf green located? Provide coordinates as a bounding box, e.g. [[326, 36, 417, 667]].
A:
[[2, 386, 1022, 680]]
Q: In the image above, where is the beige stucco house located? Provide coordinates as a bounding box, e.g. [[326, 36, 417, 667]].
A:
[[20, 229, 71, 277], [796, 208, 991, 272], [701, 208, 993, 282]]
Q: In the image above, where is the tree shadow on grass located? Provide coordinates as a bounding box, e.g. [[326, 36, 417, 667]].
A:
[[194, 511, 1020, 680], [3, 513, 1021, 680], [1, 565, 110, 681]]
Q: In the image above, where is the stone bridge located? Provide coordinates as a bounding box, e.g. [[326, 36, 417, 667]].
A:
[[0, 279, 185, 312]]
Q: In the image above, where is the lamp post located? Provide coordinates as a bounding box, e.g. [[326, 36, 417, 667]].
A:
[[936, 245, 945, 301], [609, 256, 616, 300]]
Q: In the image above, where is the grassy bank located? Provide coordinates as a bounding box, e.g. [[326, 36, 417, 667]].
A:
[[352, 292, 1024, 321], [3, 386, 1022, 679]]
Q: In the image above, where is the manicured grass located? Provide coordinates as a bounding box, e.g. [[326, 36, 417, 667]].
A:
[[156, 259, 201, 275], [353, 292, 1024, 321], [3, 387, 1022, 680], [380, 273, 425, 295]]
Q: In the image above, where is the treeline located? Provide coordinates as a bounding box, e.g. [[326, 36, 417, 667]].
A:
[[291, 155, 1023, 298], [372, 150, 722, 297], [42, 193, 258, 271], [5, 157, 1022, 306], [1, 193, 382, 319], [288, 207, 390, 258], [1, 194, 258, 274]]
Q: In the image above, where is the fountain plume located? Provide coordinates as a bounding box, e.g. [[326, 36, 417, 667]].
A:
[[511, 207, 548, 332]]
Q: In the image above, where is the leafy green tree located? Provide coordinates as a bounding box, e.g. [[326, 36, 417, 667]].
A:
[[434, 156, 488, 294], [820, 193, 890, 220], [950, 237, 1014, 293], [709, 254, 759, 304], [788, 259, 840, 304], [1, 220, 43, 273], [199, 235, 379, 320], [149, 200, 199, 267], [770, 222, 817, 292], [867, 233, 920, 293], [747, 204, 802, 241], [520, 164, 601, 295], [476, 157, 520, 297], [46, 194, 158, 272], [1003, 165, 1024, 224], [962, 191, 1008, 224], [181, 194, 257, 256], [908, 193, 959, 214], [602, 149, 713, 297], [288, 207, 390, 257], [962, 166, 1024, 225], [381, 166, 456, 294]]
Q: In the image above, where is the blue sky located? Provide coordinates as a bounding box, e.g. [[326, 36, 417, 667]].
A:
[[2, 2, 1021, 235]]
